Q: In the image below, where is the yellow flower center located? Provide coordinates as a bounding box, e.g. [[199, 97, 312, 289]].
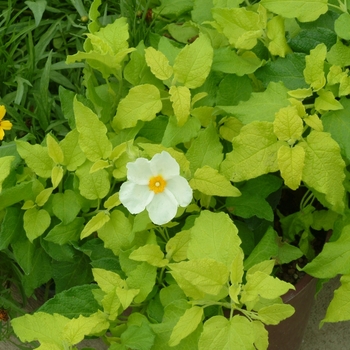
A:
[[149, 175, 166, 194]]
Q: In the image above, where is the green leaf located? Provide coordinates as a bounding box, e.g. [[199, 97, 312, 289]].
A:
[[16, 141, 54, 178], [273, 105, 303, 143], [303, 43, 327, 90], [46, 133, 64, 164], [38, 285, 101, 318], [267, 15, 291, 57], [155, 0, 194, 16], [188, 211, 241, 268], [212, 47, 262, 75], [241, 270, 293, 304], [129, 244, 168, 267], [74, 98, 112, 162], [303, 225, 350, 278], [334, 13, 350, 40], [25, 0, 47, 27], [260, 0, 328, 22], [97, 209, 134, 255], [327, 41, 350, 67], [166, 230, 191, 262], [218, 82, 290, 124], [52, 190, 81, 224], [81, 211, 110, 239], [212, 8, 263, 50], [168, 258, 229, 299], [60, 129, 86, 171], [0, 156, 14, 192], [173, 34, 213, 89], [145, 47, 173, 81], [321, 274, 350, 324], [256, 53, 308, 90], [23, 208, 51, 242], [186, 123, 223, 175], [162, 115, 201, 147], [258, 303, 295, 325], [278, 144, 305, 190], [198, 315, 255, 350], [0, 207, 23, 250], [76, 161, 110, 200], [190, 165, 241, 197], [300, 131, 346, 212], [221, 122, 282, 182], [112, 84, 162, 130], [315, 89, 343, 111], [169, 306, 203, 346], [35, 187, 53, 207], [45, 217, 84, 245], [169, 85, 191, 126], [322, 98, 350, 160]]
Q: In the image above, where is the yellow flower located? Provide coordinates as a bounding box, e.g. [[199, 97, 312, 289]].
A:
[[0, 105, 12, 140]]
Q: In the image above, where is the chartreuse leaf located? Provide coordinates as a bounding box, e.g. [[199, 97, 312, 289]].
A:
[[23, 208, 51, 242], [74, 98, 112, 162], [212, 7, 264, 50], [278, 145, 305, 190], [303, 43, 327, 91], [186, 123, 223, 175], [169, 306, 203, 346], [60, 129, 86, 171], [321, 274, 350, 325], [315, 89, 343, 112], [52, 190, 81, 224], [51, 165, 63, 189], [241, 270, 293, 304], [219, 82, 290, 124], [188, 211, 241, 268], [267, 15, 291, 57], [168, 258, 229, 299], [76, 161, 110, 200], [112, 84, 162, 130], [300, 131, 346, 212], [229, 248, 244, 303], [327, 41, 350, 67], [334, 13, 350, 40], [260, 0, 328, 22], [169, 85, 191, 126], [98, 210, 134, 255], [190, 165, 241, 197], [198, 315, 255, 350], [45, 217, 84, 245], [129, 244, 169, 267], [35, 187, 53, 207], [0, 156, 14, 192], [173, 34, 213, 89], [258, 303, 295, 325], [16, 141, 54, 178], [166, 230, 191, 262], [144, 47, 173, 81], [303, 225, 350, 278], [273, 105, 303, 144], [221, 122, 282, 182], [46, 133, 64, 164], [81, 211, 110, 239]]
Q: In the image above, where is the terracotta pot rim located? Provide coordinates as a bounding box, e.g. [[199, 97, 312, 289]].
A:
[[282, 272, 314, 303]]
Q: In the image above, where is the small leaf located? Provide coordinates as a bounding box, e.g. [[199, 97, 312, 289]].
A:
[[52, 190, 81, 224], [190, 165, 241, 197], [169, 85, 191, 126], [173, 34, 213, 89], [25, 0, 47, 27], [169, 306, 203, 346], [315, 89, 343, 112], [145, 47, 173, 81], [51, 165, 63, 189], [0, 156, 14, 192], [46, 133, 64, 164], [23, 208, 51, 242], [303, 43, 327, 90], [60, 129, 86, 171], [334, 13, 350, 40], [112, 84, 162, 130], [267, 15, 291, 57], [166, 230, 191, 262], [258, 303, 295, 325], [35, 187, 53, 207], [129, 244, 168, 267], [81, 211, 110, 239]]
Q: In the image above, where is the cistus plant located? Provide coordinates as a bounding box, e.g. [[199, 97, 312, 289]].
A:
[[1, 0, 350, 348]]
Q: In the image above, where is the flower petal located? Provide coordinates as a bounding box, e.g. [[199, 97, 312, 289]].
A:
[[0, 106, 5, 120], [166, 176, 193, 207], [1, 120, 12, 130], [146, 190, 178, 225], [0, 128, 4, 140], [119, 181, 154, 214], [126, 157, 153, 185], [150, 151, 179, 180]]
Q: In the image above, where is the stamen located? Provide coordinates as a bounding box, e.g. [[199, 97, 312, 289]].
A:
[[149, 175, 166, 194]]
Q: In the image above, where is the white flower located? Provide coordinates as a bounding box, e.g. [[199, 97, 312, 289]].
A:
[[119, 151, 192, 225]]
